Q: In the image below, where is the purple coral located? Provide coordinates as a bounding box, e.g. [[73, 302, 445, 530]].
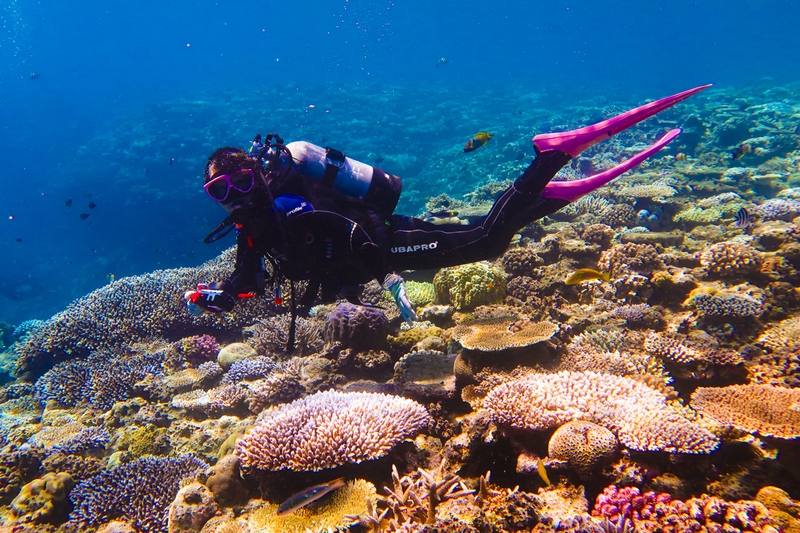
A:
[[178, 334, 220, 366], [52, 428, 110, 455], [323, 303, 389, 350], [221, 356, 280, 385], [691, 293, 763, 318], [755, 198, 800, 221], [68, 455, 208, 533], [34, 350, 163, 410]]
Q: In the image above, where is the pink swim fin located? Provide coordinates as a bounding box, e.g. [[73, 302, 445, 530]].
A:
[[533, 84, 711, 157], [542, 128, 681, 202]]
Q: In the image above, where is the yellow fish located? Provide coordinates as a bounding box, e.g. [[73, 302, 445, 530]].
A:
[[565, 268, 611, 285], [464, 131, 493, 152], [537, 458, 551, 487]]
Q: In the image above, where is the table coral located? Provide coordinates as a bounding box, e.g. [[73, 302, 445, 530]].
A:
[[235, 390, 431, 472], [690, 384, 800, 439], [450, 319, 558, 352], [484, 371, 718, 453], [433, 262, 506, 310]]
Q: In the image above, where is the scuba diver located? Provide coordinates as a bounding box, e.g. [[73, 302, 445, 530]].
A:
[[185, 85, 710, 347]]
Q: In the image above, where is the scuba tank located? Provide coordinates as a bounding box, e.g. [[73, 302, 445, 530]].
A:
[[285, 141, 403, 216]]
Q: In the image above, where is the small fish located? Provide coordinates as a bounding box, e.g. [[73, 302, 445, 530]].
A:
[[565, 268, 611, 285], [427, 209, 458, 219], [464, 131, 493, 153], [169, 157, 175, 164], [15, 238, 22, 243], [29, 72, 39, 80], [374, 156, 385, 164], [735, 207, 751, 229], [106, 273, 115, 283], [276, 477, 346, 516], [79, 213, 90, 220], [731, 143, 751, 160], [436, 57, 449, 67], [64, 198, 73, 207], [88, 202, 97, 209], [537, 458, 551, 487]]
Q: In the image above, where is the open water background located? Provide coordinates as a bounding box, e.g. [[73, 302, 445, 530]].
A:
[[0, 0, 798, 323]]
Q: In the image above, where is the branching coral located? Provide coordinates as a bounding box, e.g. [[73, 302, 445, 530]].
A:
[[699, 241, 763, 276], [644, 331, 743, 366], [235, 390, 431, 472], [690, 384, 800, 438], [484, 371, 719, 453], [15, 248, 277, 379]]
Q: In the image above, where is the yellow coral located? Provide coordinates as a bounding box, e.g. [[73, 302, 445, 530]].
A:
[[433, 262, 506, 310], [388, 326, 444, 351], [247, 479, 376, 533]]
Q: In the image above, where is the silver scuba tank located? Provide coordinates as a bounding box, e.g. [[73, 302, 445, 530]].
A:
[[286, 141, 402, 215]]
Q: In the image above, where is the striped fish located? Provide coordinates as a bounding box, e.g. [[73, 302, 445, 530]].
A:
[[735, 207, 752, 229]]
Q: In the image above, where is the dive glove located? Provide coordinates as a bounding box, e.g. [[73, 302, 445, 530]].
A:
[[184, 282, 237, 315], [383, 273, 417, 324]]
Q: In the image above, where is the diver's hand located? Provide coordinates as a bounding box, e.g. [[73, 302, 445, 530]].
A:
[[184, 282, 237, 315], [383, 273, 417, 324]]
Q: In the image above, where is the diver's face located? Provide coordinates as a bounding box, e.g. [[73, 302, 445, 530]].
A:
[[206, 163, 258, 212]]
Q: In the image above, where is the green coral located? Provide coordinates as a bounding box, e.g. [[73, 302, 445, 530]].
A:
[[388, 326, 444, 352], [433, 262, 506, 310], [121, 424, 169, 457], [674, 206, 724, 224]]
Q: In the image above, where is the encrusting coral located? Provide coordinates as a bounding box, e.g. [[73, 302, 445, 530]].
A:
[[483, 370, 719, 453], [235, 390, 431, 472]]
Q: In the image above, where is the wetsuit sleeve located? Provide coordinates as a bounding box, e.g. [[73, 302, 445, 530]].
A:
[[224, 230, 266, 295]]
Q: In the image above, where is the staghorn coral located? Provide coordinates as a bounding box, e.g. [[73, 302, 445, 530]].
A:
[[690, 384, 800, 439], [484, 371, 719, 453], [235, 390, 431, 472], [323, 303, 389, 351], [34, 350, 163, 411], [548, 421, 618, 478], [15, 248, 277, 379], [592, 485, 778, 533], [433, 262, 506, 310], [243, 314, 323, 356], [67, 455, 208, 533], [52, 428, 110, 455], [699, 241, 763, 276], [450, 319, 558, 351]]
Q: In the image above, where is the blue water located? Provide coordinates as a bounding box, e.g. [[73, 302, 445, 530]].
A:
[[0, 0, 798, 324]]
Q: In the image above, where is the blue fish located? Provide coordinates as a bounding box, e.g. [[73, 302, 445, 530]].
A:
[[735, 207, 751, 229]]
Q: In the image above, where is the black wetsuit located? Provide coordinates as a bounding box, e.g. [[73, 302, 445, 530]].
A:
[[223, 149, 572, 304]]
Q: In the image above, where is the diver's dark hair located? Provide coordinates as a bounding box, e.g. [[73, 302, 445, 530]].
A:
[[204, 147, 258, 183]]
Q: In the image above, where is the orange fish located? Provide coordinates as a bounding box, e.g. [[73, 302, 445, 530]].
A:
[[464, 131, 493, 153]]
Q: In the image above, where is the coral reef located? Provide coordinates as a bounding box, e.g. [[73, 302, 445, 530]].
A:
[[323, 303, 390, 351], [235, 390, 431, 472], [450, 318, 558, 351], [548, 421, 618, 478]]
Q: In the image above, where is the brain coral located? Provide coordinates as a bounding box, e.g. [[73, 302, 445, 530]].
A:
[[15, 248, 277, 379], [68, 454, 208, 533], [484, 371, 718, 453], [323, 303, 389, 350], [235, 390, 431, 472], [699, 241, 762, 276], [450, 319, 558, 351], [548, 420, 618, 478], [690, 384, 800, 439], [433, 262, 506, 310]]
